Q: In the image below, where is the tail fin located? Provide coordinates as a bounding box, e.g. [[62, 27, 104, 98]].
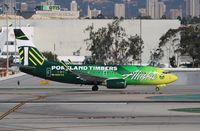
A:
[[14, 29, 45, 67]]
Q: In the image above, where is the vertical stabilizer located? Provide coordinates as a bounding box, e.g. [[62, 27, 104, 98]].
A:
[[14, 29, 45, 67]]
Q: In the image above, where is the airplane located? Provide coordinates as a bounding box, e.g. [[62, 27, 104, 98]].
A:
[[13, 29, 178, 91]]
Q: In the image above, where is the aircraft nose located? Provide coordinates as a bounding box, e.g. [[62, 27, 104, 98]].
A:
[[170, 74, 178, 82]]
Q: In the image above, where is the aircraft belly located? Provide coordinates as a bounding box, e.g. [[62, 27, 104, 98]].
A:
[[126, 79, 158, 85]]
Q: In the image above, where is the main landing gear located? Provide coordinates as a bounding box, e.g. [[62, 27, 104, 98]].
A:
[[92, 85, 99, 91]]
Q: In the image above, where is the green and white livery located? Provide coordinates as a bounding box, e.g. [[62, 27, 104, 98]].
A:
[[14, 29, 178, 91]]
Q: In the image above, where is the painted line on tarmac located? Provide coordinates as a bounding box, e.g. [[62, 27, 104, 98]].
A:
[[0, 95, 47, 121], [0, 102, 25, 120], [0, 101, 200, 104]]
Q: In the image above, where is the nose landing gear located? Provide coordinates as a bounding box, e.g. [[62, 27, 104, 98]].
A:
[[155, 84, 166, 92]]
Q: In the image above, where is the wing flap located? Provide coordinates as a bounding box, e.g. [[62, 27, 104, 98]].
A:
[[75, 72, 107, 82]]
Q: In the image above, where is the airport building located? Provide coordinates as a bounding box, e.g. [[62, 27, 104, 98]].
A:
[[35, 0, 80, 19], [0, 19, 180, 65], [35, 11, 80, 19]]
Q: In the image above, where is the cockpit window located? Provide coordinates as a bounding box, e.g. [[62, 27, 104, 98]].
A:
[[163, 71, 171, 74]]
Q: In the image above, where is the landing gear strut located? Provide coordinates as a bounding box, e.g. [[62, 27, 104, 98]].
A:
[[92, 85, 99, 91]]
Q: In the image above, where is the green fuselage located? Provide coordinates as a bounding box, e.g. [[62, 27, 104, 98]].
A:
[[20, 60, 175, 86], [14, 28, 178, 90]]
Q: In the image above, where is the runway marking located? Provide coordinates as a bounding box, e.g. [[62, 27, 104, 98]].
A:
[[1, 122, 200, 131], [0, 101, 200, 103], [3, 115, 136, 120], [0, 124, 128, 131], [0, 102, 25, 120], [0, 95, 47, 121]]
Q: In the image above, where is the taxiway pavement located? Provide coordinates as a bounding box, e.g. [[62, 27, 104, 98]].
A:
[[0, 74, 200, 131]]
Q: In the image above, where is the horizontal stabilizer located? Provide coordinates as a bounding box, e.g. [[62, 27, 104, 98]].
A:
[[14, 29, 29, 40]]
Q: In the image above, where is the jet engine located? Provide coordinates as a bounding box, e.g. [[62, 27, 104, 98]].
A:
[[106, 79, 127, 89]]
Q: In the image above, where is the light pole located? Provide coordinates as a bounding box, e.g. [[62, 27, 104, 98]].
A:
[[139, 18, 142, 65], [54, 43, 56, 61], [13, 7, 17, 64], [18, 10, 21, 27], [4, 4, 9, 76]]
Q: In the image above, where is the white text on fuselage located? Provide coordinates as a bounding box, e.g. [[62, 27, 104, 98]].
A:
[[51, 66, 118, 71], [123, 71, 157, 80]]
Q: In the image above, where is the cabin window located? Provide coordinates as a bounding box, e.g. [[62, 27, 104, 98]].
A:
[[163, 71, 171, 74]]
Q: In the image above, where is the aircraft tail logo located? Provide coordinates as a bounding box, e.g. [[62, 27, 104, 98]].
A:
[[14, 29, 45, 67]]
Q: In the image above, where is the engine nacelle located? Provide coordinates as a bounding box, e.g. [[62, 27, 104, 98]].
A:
[[106, 79, 127, 89]]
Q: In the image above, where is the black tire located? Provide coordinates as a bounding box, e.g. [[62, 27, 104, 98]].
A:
[[92, 85, 98, 91], [155, 87, 160, 92]]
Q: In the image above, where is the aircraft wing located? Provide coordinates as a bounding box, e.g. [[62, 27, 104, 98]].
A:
[[164, 68, 200, 72], [60, 61, 107, 82]]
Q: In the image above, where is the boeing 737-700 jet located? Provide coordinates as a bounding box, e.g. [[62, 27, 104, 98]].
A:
[[14, 29, 178, 91]]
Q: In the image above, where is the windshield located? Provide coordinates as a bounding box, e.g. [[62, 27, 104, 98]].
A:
[[163, 71, 171, 74]]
